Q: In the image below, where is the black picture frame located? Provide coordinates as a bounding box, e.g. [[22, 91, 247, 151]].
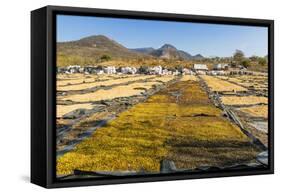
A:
[[31, 5, 274, 188]]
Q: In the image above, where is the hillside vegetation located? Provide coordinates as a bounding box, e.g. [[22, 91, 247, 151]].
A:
[[57, 35, 268, 72]]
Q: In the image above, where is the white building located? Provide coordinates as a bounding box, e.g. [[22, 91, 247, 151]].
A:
[[67, 65, 81, 74], [193, 64, 208, 71], [182, 68, 193, 75], [173, 70, 180, 76], [213, 63, 229, 70], [97, 70, 104, 75], [162, 69, 173, 75], [78, 67, 84, 73], [103, 66, 116, 74], [148, 66, 163, 75], [208, 70, 227, 76], [121, 67, 137, 74], [196, 70, 207, 75]]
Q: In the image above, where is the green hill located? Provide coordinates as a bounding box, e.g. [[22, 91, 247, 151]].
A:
[[57, 35, 150, 67]]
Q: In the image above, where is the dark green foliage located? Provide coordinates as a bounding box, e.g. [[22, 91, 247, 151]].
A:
[[100, 54, 111, 61], [241, 59, 251, 68], [233, 49, 245, 66], [138, 66, 149, 74], [258, 57, 267, 66]]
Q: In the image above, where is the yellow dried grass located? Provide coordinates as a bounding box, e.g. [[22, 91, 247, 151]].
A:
[[61, 81, 161, 103], [57, 103, 95, 117], [201, 75, 247, 92], [180, 75, 198, 82], [221, 96, 268, 105], [239, 105, 268, 118], [57, 75, 156, 91]]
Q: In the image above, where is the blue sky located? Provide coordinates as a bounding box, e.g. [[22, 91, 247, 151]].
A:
[[57, 15, 268, 57]]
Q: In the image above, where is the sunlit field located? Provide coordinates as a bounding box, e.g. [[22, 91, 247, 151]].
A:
[[57, 79, 260, 175], [53, 14, 271, 182], [239, 105, 268, 118], [201, 73, 269, 146], [200, 75, 248, 92], [221, 96, 268, 106]]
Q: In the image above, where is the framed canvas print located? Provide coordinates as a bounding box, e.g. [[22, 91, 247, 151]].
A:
[[31, 5, 274, 188]]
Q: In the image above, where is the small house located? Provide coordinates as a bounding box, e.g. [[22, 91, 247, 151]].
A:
[[121, 67, 137, 74], [148, 66, 163, 75], [104, 66, 116, 74], [193, 64, 208, 71], [213, 64, 229, 70]]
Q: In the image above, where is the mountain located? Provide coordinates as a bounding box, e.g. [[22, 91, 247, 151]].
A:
[[193, 54, 204, 60], [131, 47, 156, 55], [151, 44, 179, 59], [57, 35, 148, 61], [132, 44, 203, 60], [57, 35, 204, 67], [159, 44, 177, 50], [177, 50, 193, 60]]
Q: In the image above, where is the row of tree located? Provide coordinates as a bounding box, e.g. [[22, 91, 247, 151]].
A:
[[232, 49, 267, 68], [58, 49, 267, 71], [84, 51, 268, 69]]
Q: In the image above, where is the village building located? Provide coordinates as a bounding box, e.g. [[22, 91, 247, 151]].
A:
[[78, 67, 84, 73], [213, 63, 229, 70], [193, 64, 208, 75], [173, 70, 180, 76], [208, 70, 227, 76], [161, 69, 173, 75], [182, 68, 193, 75], [58, 65, 200, 76], [96, 69, 105, 75], [121, 66, 137, 74], [83, 66, 96, 74], [148, 65, 163, 75], [65, 65, 81, 74], [103, 66, 116, 74], [230, 70, 252, 75], [193, 64, 208, 71]]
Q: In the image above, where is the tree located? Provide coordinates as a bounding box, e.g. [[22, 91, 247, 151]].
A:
[[175, 65, 184, 73], [258, 57, 267, 66], [249, 55, 259, 61], [96, 65, 103, 70], [138, 66, 149, 74], [233, 50, 245, 66], [241, 59, 251, 68], [100, 54, 111, 62]]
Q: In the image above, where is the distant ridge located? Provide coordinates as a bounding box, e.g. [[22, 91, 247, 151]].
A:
[[57, 35, 204, 66], [131, 47, 156, 55], [57, 35, 148, 60], [193, 54, 204, 60], [132, 44, 204, 60]]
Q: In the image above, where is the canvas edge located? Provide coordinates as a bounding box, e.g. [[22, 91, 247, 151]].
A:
[[30, 5, 274, 189]]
